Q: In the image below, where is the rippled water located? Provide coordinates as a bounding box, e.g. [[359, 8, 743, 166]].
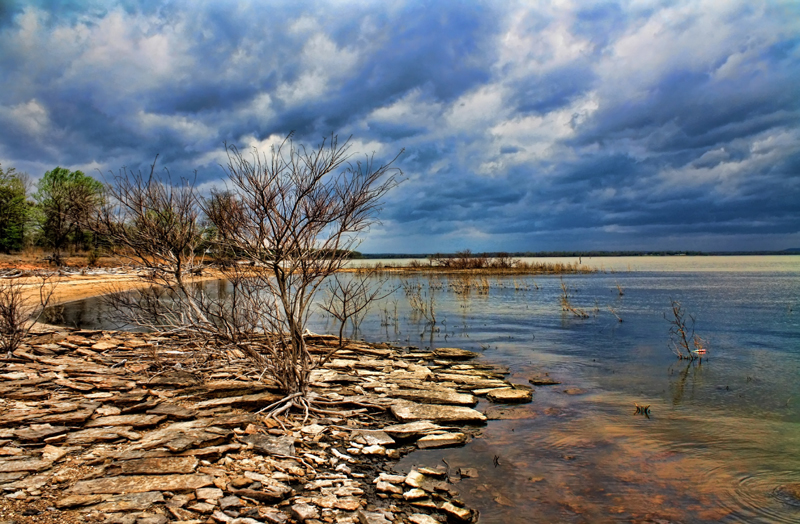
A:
[[54, 256, 800, 523]]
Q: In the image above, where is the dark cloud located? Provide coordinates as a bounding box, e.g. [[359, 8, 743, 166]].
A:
[[0, 0, 798, 251]]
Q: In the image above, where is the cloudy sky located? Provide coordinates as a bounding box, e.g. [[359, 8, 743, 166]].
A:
[[0, 0, 798, 253]]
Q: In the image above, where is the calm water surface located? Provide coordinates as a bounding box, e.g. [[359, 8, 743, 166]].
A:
[[55, 256, 800, 523]]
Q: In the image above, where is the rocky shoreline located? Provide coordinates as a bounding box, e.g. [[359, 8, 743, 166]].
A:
[[0, 329, 535, 524]]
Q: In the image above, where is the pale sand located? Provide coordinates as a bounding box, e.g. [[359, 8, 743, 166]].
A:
[[12, 270, 223, 307]]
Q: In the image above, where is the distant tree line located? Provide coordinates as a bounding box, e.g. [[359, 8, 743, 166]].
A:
[[0, 162, 367, 266], [0, 163, 104, 262]]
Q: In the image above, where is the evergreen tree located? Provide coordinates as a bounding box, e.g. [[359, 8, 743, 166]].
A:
[[0, 164, 30, 253], [34, 167, 103, 263]]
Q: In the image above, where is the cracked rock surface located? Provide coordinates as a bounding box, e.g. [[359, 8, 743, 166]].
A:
[[0, 329, 520, 523]]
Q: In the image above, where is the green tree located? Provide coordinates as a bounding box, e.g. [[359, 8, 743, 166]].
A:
[[0, 164, 30, 253], [34, 167, 103, 263]]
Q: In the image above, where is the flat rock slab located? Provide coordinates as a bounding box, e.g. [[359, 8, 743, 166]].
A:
[[241, 434, 295, 457], [416, 432, 466, 449], [111, 456, 198, 475], [56, 491, 165, 512], [14, 424, 70, 441], [194, 392, 281, 410], [146, 403, 196, 420], [390, 401, 486, 424], [409, 515, 440, 524], [563, 388, 586, 395], [441, 502, 476, 523], [358, 510, 392, 524], [130, 420, 231, 452], [382, 421, 449, 439], [84, 414, 166, 428], [528, 377, 561, 386], [389, 388, 476, 406], [432, 347, 478, 360], [34, 404, 100, 425], [486, 388, 533, 404], [231, 484, 292, 503], [0, 458, 54, 473], [89, 491, 165, 512], [351, 430, 395, 447], [64, 427, 141, 445], [68, 474, 214, 495], [142, 371, 198, 387]]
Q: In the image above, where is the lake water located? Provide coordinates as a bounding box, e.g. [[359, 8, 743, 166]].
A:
[[53, 256, 800, 523]]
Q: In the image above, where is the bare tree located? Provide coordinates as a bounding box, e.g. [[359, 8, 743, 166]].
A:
[[0, 275, 57, 355], [208, 134, 402, 408], [319, 269, 394, 357], [91, 159, 268, 363], [92, 136, 401, 419]]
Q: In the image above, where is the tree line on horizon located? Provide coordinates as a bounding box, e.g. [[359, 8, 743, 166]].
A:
[[0, 163, 103, 263]]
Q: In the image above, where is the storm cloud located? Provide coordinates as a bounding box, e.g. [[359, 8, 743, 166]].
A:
[[1, 0, 798, 252]]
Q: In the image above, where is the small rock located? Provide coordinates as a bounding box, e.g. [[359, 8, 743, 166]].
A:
[[375, 481, 403, 495], [229, 476, 251, 488], [189, 502, 216, 513], [258, 507, 290, 523], [212, 510, 233, 523], [416, 432, 466, 449], [291, 503, 319, 522], [458, 468, 479, 478], [334, 498, 361, 511], [137, 516, 168, 524], [219, 495, 243, 510], [562, 388, 586, 395], [441, 501, 476, 523], [375, 473, 406, 484], [404, 470, 426, 489], [432, 348, 477, 360], [196, 487, 224, 501], [242, 434, 296, 457], [486, 388, 532, 404], [417, 467, 447, 478], [167, 506, 196, 520], [528, 377, 561, 386], [408, 514, 440, 524], [300, 424, 327, 436], [357, 510, 392, 524], [402, 488, 427, 501], [351, 430, 395, 447]]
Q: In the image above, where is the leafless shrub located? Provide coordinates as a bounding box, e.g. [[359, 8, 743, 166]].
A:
[[319, 270, 393, 357], [91, 158, 265, 366], [608, 305, 623, 322], [665, 299, 707, 360], [0, 275, 57, 355], [559, 278, 588, 318]]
